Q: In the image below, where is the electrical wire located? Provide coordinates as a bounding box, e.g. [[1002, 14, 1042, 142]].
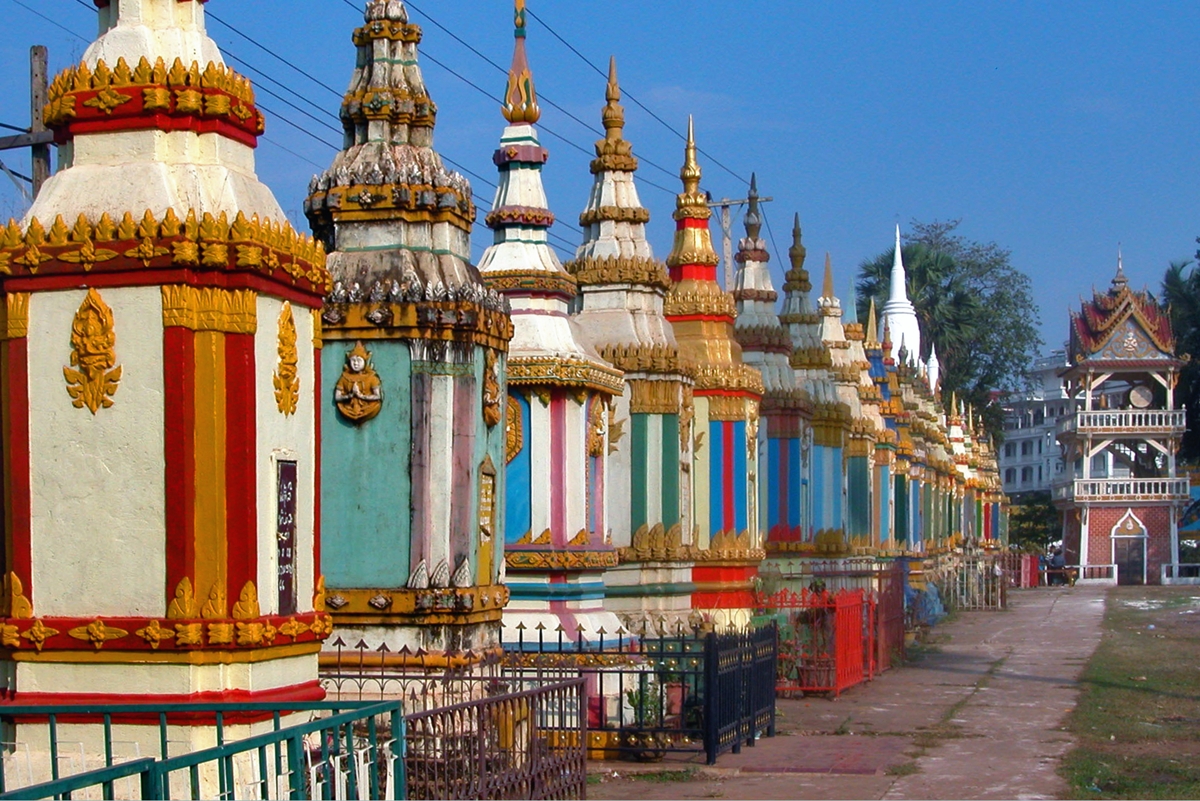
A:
[[10, 0, 90, 42], [0, 122, 31, 134], [525, 6, 752, 189], [205, 10, 344, 98]]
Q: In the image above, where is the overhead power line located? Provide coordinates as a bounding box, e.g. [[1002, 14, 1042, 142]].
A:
[[12, 0, 89, 42]]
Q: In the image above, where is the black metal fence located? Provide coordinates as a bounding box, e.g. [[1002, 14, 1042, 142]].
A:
[[502, 622, 777, 765], [404, 678, 586, 800]]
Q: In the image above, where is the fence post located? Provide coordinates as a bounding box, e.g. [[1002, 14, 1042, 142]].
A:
[[703, 630, 718, 765], [286, 732, 306, 800]]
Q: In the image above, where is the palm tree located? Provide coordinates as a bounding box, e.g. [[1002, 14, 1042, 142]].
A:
[[1162, 259, 1200, 460]]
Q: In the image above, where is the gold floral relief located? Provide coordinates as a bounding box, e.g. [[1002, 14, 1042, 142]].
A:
[[273, 302, 300, 416], [482, 349, 502, 428], [505, 395, 523, 464], [334, 341, 382, 423], [63, 288, 122, 414], [586, 400, 606, 458]]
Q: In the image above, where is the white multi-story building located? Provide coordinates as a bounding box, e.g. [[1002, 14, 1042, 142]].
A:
[[1001, 349, 1134, 498]]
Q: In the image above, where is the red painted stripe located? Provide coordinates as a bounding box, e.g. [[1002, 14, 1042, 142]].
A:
[[224, 333, 257, 595], [312, 345, 321, 590], [676, 218, 710, 230], [1, 681, 325, 725], [60, 115, 259, 149], [4, 271, 324, 306], [4, 339, 30, 588], [672, 264, 718, 281], [163, 328, 196, 600], [722, 422, 735, 533], [550, 394, 566, 545], [662, 312, 736, 325]]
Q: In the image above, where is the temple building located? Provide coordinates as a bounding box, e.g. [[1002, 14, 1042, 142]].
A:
[[0, 0, 331, 731], [565, 59, 695, 631], [305, 0, 513, 663], [1054, 261, 1188, 584], [732, 187, 812, 550], [664, 121, 764, 624], [478, 2, 625, 642]]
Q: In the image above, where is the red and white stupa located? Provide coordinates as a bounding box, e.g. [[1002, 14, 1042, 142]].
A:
[[0, 0, 331, 725]]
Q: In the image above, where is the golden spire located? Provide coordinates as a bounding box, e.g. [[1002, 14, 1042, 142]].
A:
[[602, 56, 624, 141], [666, 116, 718, 270], [788, 213, 807, 272], [820, 252, 834, 300], [503, 0, 540, 124], [866, 297, 878, 344], [673, 116, 710, 220]]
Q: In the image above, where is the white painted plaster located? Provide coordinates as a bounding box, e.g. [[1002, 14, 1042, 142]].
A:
[[28, 287, 166, 618]]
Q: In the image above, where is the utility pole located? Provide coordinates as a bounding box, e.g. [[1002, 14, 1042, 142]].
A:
[[706, 190, 772, 291], [0, 46, 54, 200]]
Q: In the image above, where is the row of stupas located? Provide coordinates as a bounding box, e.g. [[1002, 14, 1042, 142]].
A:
[[0, 0, 1007, 735]]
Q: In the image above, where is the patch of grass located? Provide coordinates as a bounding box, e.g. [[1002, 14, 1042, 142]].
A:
[[886, 761, 921, 777], [1060, 587, 1200, 799], [629, 768, 698, 783], [586, 774, 603, 785]]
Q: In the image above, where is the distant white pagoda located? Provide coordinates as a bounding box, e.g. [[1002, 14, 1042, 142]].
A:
[[882, 225, 921, 365]]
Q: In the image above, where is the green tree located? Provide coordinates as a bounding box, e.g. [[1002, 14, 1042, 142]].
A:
[[857, 220, 1042, 440], [1007, 490, 1061, 553], [1162, 257, 1200, 461]]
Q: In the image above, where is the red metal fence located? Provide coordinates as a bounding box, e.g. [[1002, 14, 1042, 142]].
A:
[[756, 564, 905, 698]]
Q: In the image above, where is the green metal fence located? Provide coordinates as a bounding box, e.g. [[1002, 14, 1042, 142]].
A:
[[0, 700, 403, 800]]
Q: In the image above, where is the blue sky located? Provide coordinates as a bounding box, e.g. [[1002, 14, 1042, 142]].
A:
[[2, 1, 1198, 351]]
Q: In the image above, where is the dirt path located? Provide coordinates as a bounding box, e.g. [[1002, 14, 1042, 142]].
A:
[[588, 585, 1108, 800]]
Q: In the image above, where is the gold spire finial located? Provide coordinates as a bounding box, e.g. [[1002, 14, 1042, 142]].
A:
[[602, 56, 624, 140], [503, 0, 540, 124], [866, 297, 878, 344], [821, 252, 834, 300], [788, 213, 807, 270], [672, 116, 709, 220]]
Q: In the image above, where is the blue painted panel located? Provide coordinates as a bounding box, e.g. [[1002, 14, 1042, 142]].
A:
[[880, 465, 891, 543], [832, 446, 844, 533], [709, 419, 724, 537], [812, 446, 825, 531], [321, 341, 412, 588], [767, 438, 781, 530], [787, 439, 802, 529], [505, 392, 532, 544], [733, 421, 748, 533]]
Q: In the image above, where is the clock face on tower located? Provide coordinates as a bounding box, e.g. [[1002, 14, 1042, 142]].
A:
[[1128, 384, 1154, 409]]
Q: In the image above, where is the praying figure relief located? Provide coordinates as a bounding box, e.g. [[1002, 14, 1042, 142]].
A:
[[334, 341, 382, 423]]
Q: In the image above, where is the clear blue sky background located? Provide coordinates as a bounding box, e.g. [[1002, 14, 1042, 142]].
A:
[[2, 1, 1198, 353]]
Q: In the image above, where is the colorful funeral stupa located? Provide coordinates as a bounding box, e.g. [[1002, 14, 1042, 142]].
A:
[[0, 0, 332, 726], [664, 120, 764, 625], [1055, 261, 1187, 584], [731, 186, 811, 548], [305, 0, 513, 663], [479, 2, 625, 643], [882, 225, 921, 365], [566, 60, 695, 630]]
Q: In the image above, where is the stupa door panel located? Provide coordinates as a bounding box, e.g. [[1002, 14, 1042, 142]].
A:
[[1114, 537, 1145, 586]]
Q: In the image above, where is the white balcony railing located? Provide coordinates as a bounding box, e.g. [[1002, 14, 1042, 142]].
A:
[[1057, 409, 1186, 438], [1052, 477, 1190, 503]]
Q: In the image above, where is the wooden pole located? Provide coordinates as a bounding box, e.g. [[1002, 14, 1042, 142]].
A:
[[30, 45, 50, 198]]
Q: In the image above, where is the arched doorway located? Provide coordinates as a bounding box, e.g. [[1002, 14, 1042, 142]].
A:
[[1111, 510, 1147, 586]]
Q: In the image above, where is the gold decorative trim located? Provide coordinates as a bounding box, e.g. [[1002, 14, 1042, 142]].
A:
[[565, 255, 670, 290], [598, 343, 687, 378], [0, 210, 328, 290], [481, 269, 577, 298], [135, 620, 174, 650], [273, 303, 300, 416], [161, 286, 257, 333], [506, 356, 624, 396], [0, 293, 29, 340], [231, 581, 261, 621], [68, 619, 129, 650], [578, 206, 650, 226], [166, 578, 198, 620], [323, 585, 510, 624], [664, 287, 735, 318], [627, 378, 684, 415], [505, 549, 619, 571], [4, 573, 32, 619], [64, 288, 121, 414], [21, 619, 58, 652]]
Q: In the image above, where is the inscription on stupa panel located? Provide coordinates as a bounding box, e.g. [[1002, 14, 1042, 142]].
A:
[[276, 460, 298, 616]]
